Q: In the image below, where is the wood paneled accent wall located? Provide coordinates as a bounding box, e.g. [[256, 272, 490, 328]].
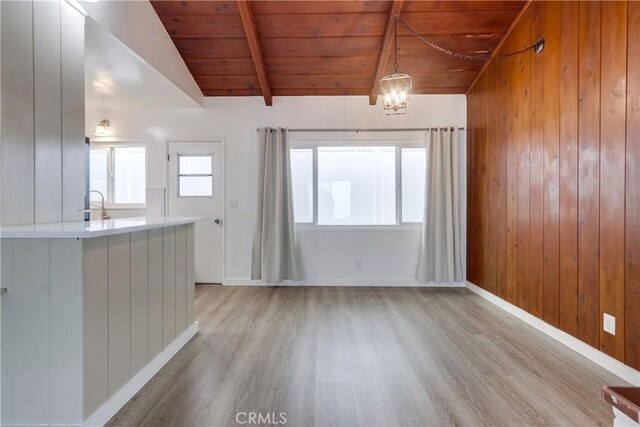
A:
[[467, 0, 639, 370]]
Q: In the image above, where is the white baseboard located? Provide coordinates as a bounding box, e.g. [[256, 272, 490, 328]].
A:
[[223, 277, 466, 287], [83, 322, 199, 427], [466, 281, 640, 386]]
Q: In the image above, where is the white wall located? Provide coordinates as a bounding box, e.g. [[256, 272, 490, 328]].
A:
[[87, 95, 466, 285], [83, 0, 203, 107]]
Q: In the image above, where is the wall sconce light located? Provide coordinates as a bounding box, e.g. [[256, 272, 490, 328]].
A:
[[95, 119, 110, 137]]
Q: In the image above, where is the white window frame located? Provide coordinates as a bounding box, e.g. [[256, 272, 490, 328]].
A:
[[90, 141, 147, 209], [176, 153, 215, 198], [290, 139, 425, 230]]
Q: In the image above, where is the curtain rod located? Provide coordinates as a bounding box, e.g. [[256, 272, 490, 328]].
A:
[[256, 127, 465, 133]]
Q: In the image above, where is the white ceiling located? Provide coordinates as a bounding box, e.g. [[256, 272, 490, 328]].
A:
[[85, 17, 200, 111]]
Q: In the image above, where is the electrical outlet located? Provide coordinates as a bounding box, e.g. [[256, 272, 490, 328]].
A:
[[150, 206, 161, 216], [355, 260, 362, 270], [229, 200, 239, 209], [603, 313, 616, 335]]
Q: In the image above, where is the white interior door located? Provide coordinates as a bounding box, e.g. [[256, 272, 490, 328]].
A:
[[168, 141, 223, 284]]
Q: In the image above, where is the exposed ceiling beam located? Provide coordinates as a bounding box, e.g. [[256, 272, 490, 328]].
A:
[[236, 0, 272, 106], [369, 0, 405, 106]]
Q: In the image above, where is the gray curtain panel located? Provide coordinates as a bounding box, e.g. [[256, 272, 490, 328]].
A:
[[251, 127, 304, 282], [416, 128, 465, 283]]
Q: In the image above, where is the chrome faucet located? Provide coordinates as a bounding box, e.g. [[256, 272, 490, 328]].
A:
[[89, 190, 111, 220]]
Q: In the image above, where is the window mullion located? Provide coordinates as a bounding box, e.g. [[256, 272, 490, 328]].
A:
[[396, 146, 402, 225], [108, 148, 115, 205], [312, 146, 318, 225]]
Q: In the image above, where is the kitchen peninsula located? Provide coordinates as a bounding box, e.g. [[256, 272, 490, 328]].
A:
[[1, 216, 205, 426]]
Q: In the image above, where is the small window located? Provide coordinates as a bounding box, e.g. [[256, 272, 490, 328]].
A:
[[178, 154, 213, 197], [90, 145, 146, 207]]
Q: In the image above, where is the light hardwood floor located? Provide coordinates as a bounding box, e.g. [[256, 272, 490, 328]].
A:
[[107, 286, 625, 426]]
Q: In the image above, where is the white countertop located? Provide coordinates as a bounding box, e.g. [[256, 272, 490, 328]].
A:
[[0, 216, 208, 238]]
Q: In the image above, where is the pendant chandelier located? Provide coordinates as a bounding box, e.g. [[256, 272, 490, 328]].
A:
[[379, 16, 546, 114], [380, 16, 411, 115]]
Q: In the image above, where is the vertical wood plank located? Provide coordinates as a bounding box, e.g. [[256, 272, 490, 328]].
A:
[[61, 1, 85, 221], [577, 0, 601, 348], [0, 1, 34, 226], [495, 50, 508, 300], [163, 226, 177, 346], [186, 224, 196, 325], [1, 240, 15, 425], [528, 2, 545, 318], [505, 31, 519, 305], [108, 234, 131, 396], [485, 67, 498, 295], [33, 0, 62, 223], [558, 0, 580, 337], [148, 228, 164, 358], [175, 225, 187, 334], [542, 1, 561, 327], [83, 237, 109, 418], [11, 240, 50, 424], [131, 231, 149, 375], [50, 239, 83, 424], [516, 11, 531, 311], [598, 0, 627, 361], [625, 0, 640, 371], [466, 87, 477, 284]]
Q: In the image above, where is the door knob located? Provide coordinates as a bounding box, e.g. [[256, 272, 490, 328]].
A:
[[214, 218, 223, 226]]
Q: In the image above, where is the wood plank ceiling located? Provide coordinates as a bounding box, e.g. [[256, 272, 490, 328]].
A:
[[151, 0, 527, 105]]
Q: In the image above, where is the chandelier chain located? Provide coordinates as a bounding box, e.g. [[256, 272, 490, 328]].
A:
[[397, 18, 541, 62], [393, 15, 399, 72]]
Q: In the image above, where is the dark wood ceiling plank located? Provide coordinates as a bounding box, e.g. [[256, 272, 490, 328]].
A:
[[202, 86, 469, 97], [203, 88, 263, 97], [151, 1, 239, 17], [251, 1, 391, 15], [264, 57, 378, 76], [262, 37, 382, 57], [255, 12, 388, 38], [236, 0, 273, 105], [399, 10, 521, 36], [269, 74, 373, 89], [388, 56, 484, 72], [196, 74, 261, 89], [186, 58, 258, 76], [402, 1, 526, 13], [173, 38, 252, 58], [369, 0, 405, 105], [158, 15, 246, 38]]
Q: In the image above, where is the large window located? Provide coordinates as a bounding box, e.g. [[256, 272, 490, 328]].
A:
[[291, 143, 425, 226], [90, 145, 146, 207]]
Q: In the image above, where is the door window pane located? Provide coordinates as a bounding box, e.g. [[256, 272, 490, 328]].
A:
[[114, 147, 146, 204], [179, 176, 213, 197], [290, 149, 313, 223], [89, 148, 108, 202], [179, 155, 212, 175], [401, 148, 426, 222], [178, 154, 213, 197], [317, 146, 396, 225]]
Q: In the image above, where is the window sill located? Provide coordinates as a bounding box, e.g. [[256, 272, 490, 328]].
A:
[[88, 205, 147, 211], [295, 224, 422, 231]]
